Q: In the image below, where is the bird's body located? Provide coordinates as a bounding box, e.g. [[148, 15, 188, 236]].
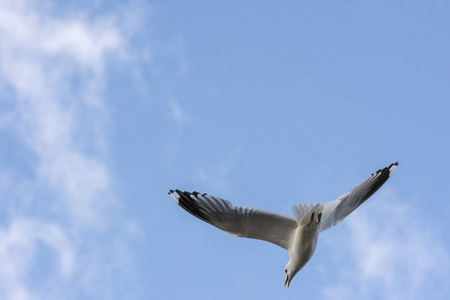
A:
[[169, 162, 398, 287], [284, 214, 320, 286]]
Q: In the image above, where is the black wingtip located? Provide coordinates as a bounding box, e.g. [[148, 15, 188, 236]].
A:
[[372, 162, 399, 176], [173, 190, 212, 223]]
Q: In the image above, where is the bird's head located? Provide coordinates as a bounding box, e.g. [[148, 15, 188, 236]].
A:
[[284, 262, 300, 288]]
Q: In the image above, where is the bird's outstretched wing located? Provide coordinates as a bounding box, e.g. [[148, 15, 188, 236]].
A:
[[318, 162, 399, 233], [169, 190, 298, 250]]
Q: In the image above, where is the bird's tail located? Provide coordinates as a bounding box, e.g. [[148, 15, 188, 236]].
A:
[[291, 201, 340, 226]]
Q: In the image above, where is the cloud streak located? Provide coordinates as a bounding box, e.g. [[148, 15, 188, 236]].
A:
[[169, 98, 190, 123], [0, 0, 146, 299], [321, 187, 450, 300]]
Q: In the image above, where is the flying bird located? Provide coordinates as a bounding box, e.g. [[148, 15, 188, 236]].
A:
[[169, 162, 398, 287]]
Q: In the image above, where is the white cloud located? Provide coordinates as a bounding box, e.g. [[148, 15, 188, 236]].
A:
[[0, 219, 75, 300], [0, 0, 119, 227], [168, 98, 190, 123], [0, 0, 124, 72], [321, 187, 450, 300], [0, 0, 146, 299]]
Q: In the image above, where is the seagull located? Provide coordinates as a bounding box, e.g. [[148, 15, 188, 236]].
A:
[[169, 162, 398, 287]]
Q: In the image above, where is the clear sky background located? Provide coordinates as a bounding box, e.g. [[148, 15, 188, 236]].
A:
[[0, 0, 449, 299]]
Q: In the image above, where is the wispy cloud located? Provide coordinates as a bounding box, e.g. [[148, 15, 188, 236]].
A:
[[321, 187, 450, 300], [193, 147, 244, 195], [168, 98, 190, 123], [0, 0, 147, 299], [195, 164, 231, 193]]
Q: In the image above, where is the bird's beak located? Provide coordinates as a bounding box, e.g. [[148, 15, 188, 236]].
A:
[[284, 274, 291, 288]]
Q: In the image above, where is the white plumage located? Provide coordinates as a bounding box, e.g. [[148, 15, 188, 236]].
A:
[[169, 162, 398, 287]]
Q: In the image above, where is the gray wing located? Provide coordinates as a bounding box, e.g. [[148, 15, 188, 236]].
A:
[[169, 190, 298, 250], [319, 162, 399, 233]]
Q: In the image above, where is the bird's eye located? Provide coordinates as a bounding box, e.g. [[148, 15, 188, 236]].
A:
[[285, 269, 287, 274]]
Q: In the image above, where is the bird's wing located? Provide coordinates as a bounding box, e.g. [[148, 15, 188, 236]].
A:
[[169, 190, 298, 250], [318, 162, 399, 233]]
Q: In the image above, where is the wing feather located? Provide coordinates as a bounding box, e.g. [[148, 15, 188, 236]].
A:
[[319, 162, 398, 233], [169, 190, 298, 250]]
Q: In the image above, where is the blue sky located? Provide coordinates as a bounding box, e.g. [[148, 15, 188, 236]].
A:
[[0, 0, 449, 299]]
